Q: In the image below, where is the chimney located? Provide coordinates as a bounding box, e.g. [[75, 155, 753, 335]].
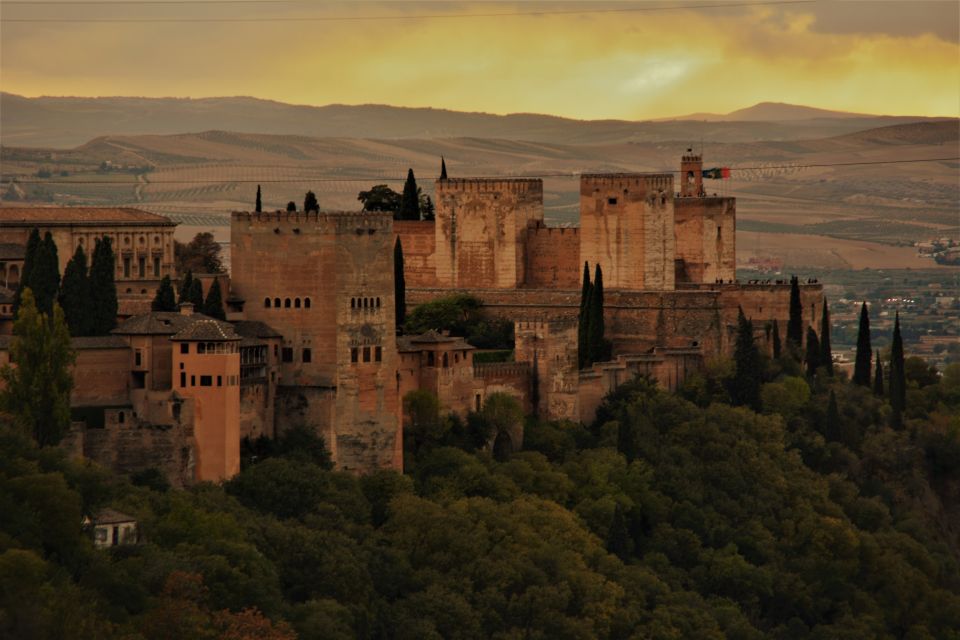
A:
[[179, 302, 194, 316]]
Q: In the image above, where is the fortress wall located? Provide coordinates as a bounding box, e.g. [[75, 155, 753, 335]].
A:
[[239, 380, 274, 441], [72, 346, 131, 406], [674, 197, 736, 284], [474, 361, 532, 417], [394, 220, 438, 288], [514, 319, 580, 421], [524, 223, 581, 289]]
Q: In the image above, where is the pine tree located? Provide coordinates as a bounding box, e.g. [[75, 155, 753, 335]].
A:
[[786, 275, 803, 354], [394, 237, 406, 330], [825, 390, 841, 442], [88, 236, 118, 335], [0, 289, 75, 447], [13, 228, 41, 316], [530, 351, 540, 419], [255, 184, 262, 212], [32, 232, 61, 316], [606, 504, 633, 561], [578, 262, 591, 369], [732, 307, 762, 410], [286, 201, 296, 212], [889, 312, 906, 428], [587, 264, 606, 365], [152, 275, 177, 312], [59, 244, 91, 335], [819, 298, 833, 376], [178, 269, 194, 305], [771, 318, 782, 359], [440, 156, 448, 180], [399, 168, 421, 221], [303, 191, 319, 213], [189, 278, 204, 309], [203, 279, 226, 320], [873, 350, 884, 397], [852, 302, 872, 386], [805, 326, 821, 377]]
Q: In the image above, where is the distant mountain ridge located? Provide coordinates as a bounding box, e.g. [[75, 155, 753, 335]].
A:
[[0, 92, 951, 148]]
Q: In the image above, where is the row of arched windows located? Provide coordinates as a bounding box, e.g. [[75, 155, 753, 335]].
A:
[[351, 297, 381, 310], [264, 297, 312, 309]]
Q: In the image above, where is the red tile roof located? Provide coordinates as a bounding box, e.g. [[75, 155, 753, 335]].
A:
[[0, 206, 175, 226]]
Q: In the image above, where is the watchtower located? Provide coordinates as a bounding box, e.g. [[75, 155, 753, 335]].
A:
[[680, 150, 704, 198]]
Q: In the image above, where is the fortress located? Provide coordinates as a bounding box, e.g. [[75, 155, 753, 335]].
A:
[[0, 151, 823, 484]]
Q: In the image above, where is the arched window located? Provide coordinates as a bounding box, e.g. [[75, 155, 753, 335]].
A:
[[118, 411, 125, 424], [264, 297, 271, 308], [295, 298, 301, 308], [304, 298, 311, 308], [376, 297, 381, 308], [284, 298, 291, 308], [442, 353, 449, 368], [363, 298, 368, 308], [351, 298, 356, 308], [274, 297, 281, 308]]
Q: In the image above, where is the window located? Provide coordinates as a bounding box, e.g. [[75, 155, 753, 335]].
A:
[[153, 256, 161, 276], [217, 376, 222, 387], [375, 346, 382, 362], [118, 411, 125, 424], [134, 350, 142, 367], [123, 257, 131, 278], [607, 197, 618, 205], [197, 343, 206, 354], [274, 344, 279, 357], [442, 353, 449, 368], [351, 298, 356, 309], [350, 347, 359, 363], [475, 394, 482, 412], [191, 375, 196, 386], [295, 298, 301, 308], [302, 348, 311, 363], [284, 298, 291, 308], [200, 375, 212, 387], [427, 352, 435, 366], [180, 343, 189, 354], [138, 256, 146, 278], [180, 372, 186, 387], [274, 298, 281, 308], [264, 297, 271, 308], [282, 347, 293, 363], [304, 298, 311, 308], [376, 297, 381, 308], [362, 346, 371, 362], [363, 298, 368, 308]]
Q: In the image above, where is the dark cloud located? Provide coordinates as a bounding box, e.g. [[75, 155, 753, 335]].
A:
[[806, 1, 958, 43]]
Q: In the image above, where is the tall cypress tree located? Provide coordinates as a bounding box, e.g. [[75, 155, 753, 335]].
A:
[[440, 157, 448, 180], [178, 269, 194, 305], [88, 236, 118, 336], [255, 184, 262, 212], [771, 318, 782, 359], [203, 279, 226, 320], [303, 191, 319, 213], [819, 298, 833, 376], [399, 168, 421, 221], [853, 302, 872, 386], [189, 278, 204, 309], [578, 262, 591, 369], [394, 237, 406, 330], [889, 312, 906, 428], [59, 244, 91, 335], [786, 275, 803, 353], [732, 307, 762, 410], [873, 350, 884, 397], [13, 228, 41, 316], [32, 232, 61, 316], [805, 326, 821, 377], [152, 275, 177, 312], [606, 504, 633, 561], [588, 263, 605, 365]]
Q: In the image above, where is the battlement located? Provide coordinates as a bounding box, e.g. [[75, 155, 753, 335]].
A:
[[474, 361, 531, 379], [526, 221, 580, 237], [435, 178, 543, 195], [515, 318, 578, 332], [232, 210, 393, 234], [682, 154, 702, 163], [580, 173, 673, 193]]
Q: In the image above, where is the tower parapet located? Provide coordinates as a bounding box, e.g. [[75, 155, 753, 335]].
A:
[[680, 150, 704, 197]]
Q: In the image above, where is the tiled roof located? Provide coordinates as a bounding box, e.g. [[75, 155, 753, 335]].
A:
[[0, 243, 25, 260], [232, 320, 283, 340], [93, 508, 137, 525], [0, 206, 175, 226], [399, 330, 474, 351], [113, 311, 206, 336], [171, 318, 240, 342]]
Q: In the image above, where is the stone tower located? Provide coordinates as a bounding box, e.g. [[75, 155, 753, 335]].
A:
[[579, 173, 675, 291], [680, 150, 704, 198], [230, 210, 400, 472]]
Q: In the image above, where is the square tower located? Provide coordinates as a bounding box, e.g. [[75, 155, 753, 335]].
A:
[[579, 173, 675, 291]]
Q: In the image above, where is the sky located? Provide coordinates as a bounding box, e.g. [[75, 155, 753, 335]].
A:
[[1, 1, 958, 120]]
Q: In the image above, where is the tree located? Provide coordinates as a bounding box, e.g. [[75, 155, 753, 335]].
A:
[[889, 312, 906, 428], [31, 232, 61, 317], [819, 298, 833, 376], [853, 302, 872, 386], [587, 263, 606, 365], [731, 307, 762, 410], [357, 184, 401, 213], [178, 269, 194, 305], [13, 228, 41, 316], [873, 350, 884, 397], [88, 236, 118, 335], [303, 191, 319, 213], [578, 262, 591, 369], [771, 318, 782, 359], [255, 185, 262, 212], [805, 326, 821, 377], [189, 278, 204, 309], [440, 156, 448, 180], [403, 390, 446, 458], [286, 201, 296, 212], [824, 390, 841, 443], [59, 244, 91, 335], [175, 232, 224, 275], [420, 192, 435, 221], [606, 504, 633, 560], [152, 275, 177, 312], [0, 289, 74, 447], [394, 237, 406, 329], [203, 279, 226, 320], [786, 275, 803, 353], [399, 168, 420, 221]]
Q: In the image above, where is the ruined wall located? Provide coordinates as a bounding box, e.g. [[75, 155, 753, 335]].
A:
[[434, 179, 543, 289], [523, 223, 581, 289], [394, 220, 437, 288], [514, 319, 579, 421], [71, 344, 130, 406], [240, 381, 273, 441], [674, 197, 736, 284], [473, 361, 532, 422], [579, 174, 675, 291]]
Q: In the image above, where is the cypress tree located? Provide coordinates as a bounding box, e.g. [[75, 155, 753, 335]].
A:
[[805, 326, 821, 377], [852, 302, 872, 386], [88, 236, 118, 335], [873, 350, 884, 397], [578, 262, 591, 369], [203, 279, 226, 320], [399, 168, 421, 220], [59, 244, 91, 335], [889, 312, 906, 428], [255, 184, 262, 212], [786, 275, 803, 353], [440, 156, 448, 180], [394, 237, 406, 330], [732, 307, 762, 410], [771, 318, 782, 359], [178, 269, 193, 305], [825, 390, 841, 443], [152, 275, 177, 312], [13, 228, 41, 316], [819, 298, 833, 376], [32, 232, 61, 316], [588, 264, 605, 365], [189, 278, 204, 309], [303, 190, 319, 213], [530, 351, 540, 419], [606, 504, 633, 561]]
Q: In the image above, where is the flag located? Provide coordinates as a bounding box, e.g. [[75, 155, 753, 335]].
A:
[[702, 167, 731, 179]]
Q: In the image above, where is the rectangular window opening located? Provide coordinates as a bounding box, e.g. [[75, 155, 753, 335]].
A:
[[200, 375, 212, 387], [302, 348, 312, 363]]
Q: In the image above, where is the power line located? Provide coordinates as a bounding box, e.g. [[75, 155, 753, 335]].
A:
[[7, 156, 958, 184], [1, 0, 815, 23]]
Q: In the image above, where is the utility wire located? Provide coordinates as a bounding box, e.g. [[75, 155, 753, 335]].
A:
[[7, 156, 959, 184]]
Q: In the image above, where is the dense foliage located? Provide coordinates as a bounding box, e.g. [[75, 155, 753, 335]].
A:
[[175, 232, 225, 275], [403, 294, 514, 349]]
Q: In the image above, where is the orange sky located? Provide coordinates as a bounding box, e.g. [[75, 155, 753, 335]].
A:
[[1, 1, 958, 119]]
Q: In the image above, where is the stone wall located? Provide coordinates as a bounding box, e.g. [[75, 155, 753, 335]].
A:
[[514, 319, 580, 421], [394, 220, 437, 288], [674, 197, 736, 284], [473, 362, 532, 416], [523, 222, 581, 289]]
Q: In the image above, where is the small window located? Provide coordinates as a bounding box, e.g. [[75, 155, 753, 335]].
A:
[[351, 347, 359, 363], [363, 346, 371, 362], [217, 376, 222, 387], [180, 343, 189, 354], [123, 257, 131, 278], [264, 297, 271, 308], [197, 343, 206, 354], [134, 350, 142, 367], [475, 394, 482, 412], [180, 372, 186, 387], [274, 344, 279, 357], [304, 298, 311, 308], [138, 256, 146, 278], [118, 411, 125, 424], [200, 375, 212, 387], [191, 375, 196, 387], [351, 298, 356, 309], [427, 352, 435, 366], [442, 353, 449, 368], [274, 298, 281, 308], [375, 346, 382, 362], [363, 298, 368, 308], [376, 297, 381, 308], [153, 256, 161, 277], [282, 347, 293, 363], [284, 298, 291, 308], [302, 348, 311, 363], [607, 197, 617, 205]]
